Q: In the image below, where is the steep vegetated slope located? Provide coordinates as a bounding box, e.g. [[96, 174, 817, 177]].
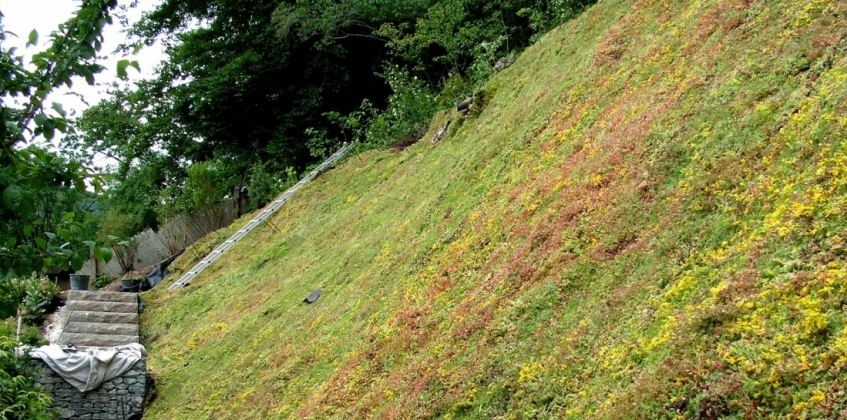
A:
[[140, 0, 847, 417]]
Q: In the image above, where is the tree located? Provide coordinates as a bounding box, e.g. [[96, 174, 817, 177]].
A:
[[69, 83, 198, 231], [1, 0, 119, 277], [124, 0, 407, 171]]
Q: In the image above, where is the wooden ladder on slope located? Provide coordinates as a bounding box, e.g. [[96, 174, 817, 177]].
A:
[[169, 143, 355, 290]]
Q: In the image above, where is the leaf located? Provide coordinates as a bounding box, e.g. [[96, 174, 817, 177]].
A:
[[27, 29, 38, 47], [117, 240, 130, 247], [58, 229, 71, 242], [78, 67, 95, 85], [51, 102, 67, 118], [33, 113, 48, 127], [35, 238, 46, 249], [43, 257, 52, 268], [61, 212, 75, 223], [6, 237, 16, 248], [116, 59, 129, 80], [106, 235, 119, 242], [73, 176, 85, 192], [23, 225, 32, 237], [83, 240, 96, 249], [17, 195, 33, 219], [100, 247, 113, 263], [2, 185, 21, 205], [54, 118, 68, 132], [45, 232, 57, 240], [71, 253, 84, 271]]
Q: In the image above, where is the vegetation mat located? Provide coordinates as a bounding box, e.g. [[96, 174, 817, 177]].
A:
[[140, 0, 847, 417]]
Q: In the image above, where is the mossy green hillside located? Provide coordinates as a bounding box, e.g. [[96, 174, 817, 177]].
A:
[[140, 0, 847, 417]]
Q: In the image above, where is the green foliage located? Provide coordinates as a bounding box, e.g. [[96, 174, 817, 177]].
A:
[[185, 161, 228, 212], [1, 0, 118, 148], [0, 273, 59, 327], [363, 65, 439, 148], [121, 0, 400, 179], [0, 1, 119, 278], [97, 211, 140, 244], [111, 239, 137, 273], [0, 148, 106, 277], [69, 84, 200, 232], [0, 318, 44, 347], [0, 336, 56, 419], [378, 0, 595, 86], [92, 273, 116, 289], [20, 276, 61, 326], [98, 212, 139, 272], [246, 161, 295, 212], [0, 278, 28, 320]]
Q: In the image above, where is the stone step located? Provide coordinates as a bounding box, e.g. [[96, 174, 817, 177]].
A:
[[58, 333, 139, 347], [62, 322, 138, 336], [67, 290, 138, 303], [64, 301, 138, 314], [67, 311, 138, 324]]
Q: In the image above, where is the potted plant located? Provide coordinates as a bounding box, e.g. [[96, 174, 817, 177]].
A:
[[120, 277, 144, 292]]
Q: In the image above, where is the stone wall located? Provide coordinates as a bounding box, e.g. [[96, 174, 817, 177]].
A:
[[34, 359, 147, 420]]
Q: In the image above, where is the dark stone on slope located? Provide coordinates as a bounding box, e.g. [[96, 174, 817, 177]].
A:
[[304, 290, 322, 304]]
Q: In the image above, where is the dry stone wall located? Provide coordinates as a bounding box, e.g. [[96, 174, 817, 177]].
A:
[[33, 359, 147, 420]]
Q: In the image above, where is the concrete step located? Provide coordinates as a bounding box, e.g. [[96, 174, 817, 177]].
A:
[[67, 290, 138, 303], [67, 311, 138, 324], [58, 333, 139, 347], [62, 322, 138, 336], [64, 301, 138, 314]]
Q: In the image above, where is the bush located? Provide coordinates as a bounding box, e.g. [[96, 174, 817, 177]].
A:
[[107, 237, 137, 273], [0, 281, 55, 420], [92, 273, 116, 290], [0, 274, 60, 323], [98, 211, 142, 243], [365, 66, 439, 148], [248, 161, 278, 211], [0, 336, 57, 419], [185, 161, 230, 231], [0, 318, 44, 347]]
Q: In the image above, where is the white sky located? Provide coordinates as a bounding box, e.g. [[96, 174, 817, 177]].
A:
[[1, 0, 166, 127]]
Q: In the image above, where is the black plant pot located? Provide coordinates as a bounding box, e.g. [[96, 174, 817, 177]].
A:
[[69, 274, 90, 290], [121, 279, 143, 292]]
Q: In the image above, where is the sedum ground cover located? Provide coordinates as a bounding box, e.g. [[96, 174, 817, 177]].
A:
[[140, 0, 847, 417]]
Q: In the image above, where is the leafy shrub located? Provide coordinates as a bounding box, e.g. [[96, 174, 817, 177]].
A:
[[21, 275, 61, 326], [466, 35, 510, 85], [365, 66, 439, 148], [93, 273, 116, 290], [247, 161, 282, 211], [0, 336, 57, 419], [0, 318, 44, 347], [98, 211, 141, 243], [107, 236, 137, 273], [0, 274, 60, 323], [185, 161, 230, 231]]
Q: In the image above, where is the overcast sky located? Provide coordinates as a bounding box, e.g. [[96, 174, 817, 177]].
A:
[[2, 0, 166, 120]]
